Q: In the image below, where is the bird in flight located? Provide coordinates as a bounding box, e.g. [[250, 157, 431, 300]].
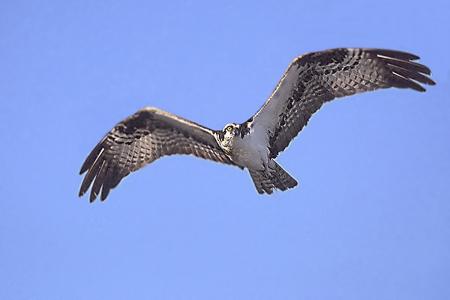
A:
[[79, 48, 435, 202]]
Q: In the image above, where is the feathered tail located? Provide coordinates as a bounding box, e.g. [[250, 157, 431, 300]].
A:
[[248, 161, 298, 194]]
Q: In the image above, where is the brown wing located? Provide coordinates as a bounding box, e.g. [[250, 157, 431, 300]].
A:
[[251, 48, 435, 158], [79, 107, 235, 202]]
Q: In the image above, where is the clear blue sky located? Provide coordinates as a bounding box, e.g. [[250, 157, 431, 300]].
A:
[[1, 0, 449, 299]]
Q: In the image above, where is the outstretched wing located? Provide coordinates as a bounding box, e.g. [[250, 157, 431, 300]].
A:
[[79, 107, 234, 202], [251, 48, 435, 158]]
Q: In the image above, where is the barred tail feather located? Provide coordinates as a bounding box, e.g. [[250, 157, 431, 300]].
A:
[[249, 161, 298, 194]]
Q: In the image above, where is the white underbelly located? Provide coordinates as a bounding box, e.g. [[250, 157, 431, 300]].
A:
[[231, 135, 268, 170]]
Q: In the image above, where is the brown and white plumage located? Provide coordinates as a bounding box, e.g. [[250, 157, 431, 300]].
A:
[[79, 48, 435, 201], [79, 108, 236, 201], [251, 48, 435, 159]]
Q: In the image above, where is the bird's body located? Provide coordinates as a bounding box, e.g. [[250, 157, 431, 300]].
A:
[[79, 48, 435, 201], [218, 122, 268, 171]]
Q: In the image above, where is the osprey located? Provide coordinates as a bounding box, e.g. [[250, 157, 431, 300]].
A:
[[79, 48, 435, 201]]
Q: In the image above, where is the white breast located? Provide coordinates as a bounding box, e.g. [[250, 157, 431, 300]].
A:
[[230, 126, 269, 171]]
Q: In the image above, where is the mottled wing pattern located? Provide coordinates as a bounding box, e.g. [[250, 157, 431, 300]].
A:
[[79, 107, 234, 202], [252, 48, 435, 158]]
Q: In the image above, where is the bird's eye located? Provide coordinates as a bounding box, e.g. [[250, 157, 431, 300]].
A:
[[226, 126, 233, 132]]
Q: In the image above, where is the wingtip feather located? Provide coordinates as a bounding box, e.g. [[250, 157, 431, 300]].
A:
[[368, 48, 435, 92], [367, 48, 420, 61]]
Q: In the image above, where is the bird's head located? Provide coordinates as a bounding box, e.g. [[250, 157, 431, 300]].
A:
[[217, 123, 240, 152]]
